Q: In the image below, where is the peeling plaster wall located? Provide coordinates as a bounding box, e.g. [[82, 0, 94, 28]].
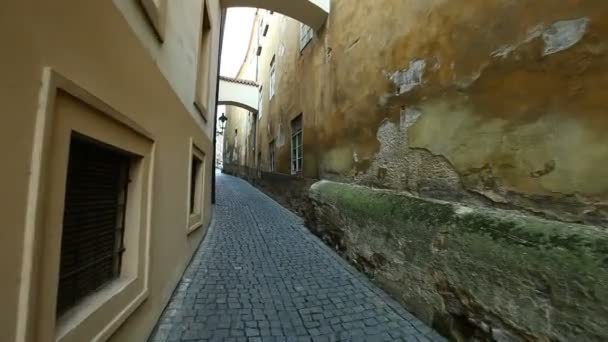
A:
[[224, 2, 608, 339], [237, 0, 608, 226]]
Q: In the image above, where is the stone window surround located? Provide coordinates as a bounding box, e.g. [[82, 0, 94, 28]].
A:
[[17, 68, 154, 342]]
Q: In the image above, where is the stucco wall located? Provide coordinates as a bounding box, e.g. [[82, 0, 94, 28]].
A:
[[114, 0, 221, 138], [239, 0, 608, 226], [0, 0, 219, 341]]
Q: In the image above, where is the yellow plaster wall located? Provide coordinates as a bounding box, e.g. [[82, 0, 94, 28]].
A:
[[231, 0, 608, 225]]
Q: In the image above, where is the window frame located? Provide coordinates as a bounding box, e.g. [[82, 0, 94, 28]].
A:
[[258, 86, 264, 120], [194, 0, 213, 122], [299, 23, 314, 51], [291, 115, 303, 175], [56, 134, 134, 317], [269, 56, 276, 99], [187, 141, 206, 234]]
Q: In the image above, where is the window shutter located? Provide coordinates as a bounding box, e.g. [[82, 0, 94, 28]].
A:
[[57, 136, 130, 316]]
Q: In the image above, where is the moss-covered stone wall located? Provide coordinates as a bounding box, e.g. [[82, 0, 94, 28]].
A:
[[308, 180, 608, 341]]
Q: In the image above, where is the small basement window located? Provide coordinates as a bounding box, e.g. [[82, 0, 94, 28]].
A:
[[57, 134, 132, 316]]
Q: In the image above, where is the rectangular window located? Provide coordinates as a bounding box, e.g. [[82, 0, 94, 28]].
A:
[[57, 135, 132, 316], [269, 56, 276, 99], [194, 2, 213, 120], [299, 24, 314, 51], [190, 156, 203, 215], [258, 86, 263, 120], [291, 115, 303, 174], [269, 140, 276, 172]]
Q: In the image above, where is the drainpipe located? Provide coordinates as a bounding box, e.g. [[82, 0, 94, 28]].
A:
[[212, 8, 228, 204]]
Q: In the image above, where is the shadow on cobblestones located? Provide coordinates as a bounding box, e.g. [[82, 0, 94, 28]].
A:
[[149, 172, 445, 342]]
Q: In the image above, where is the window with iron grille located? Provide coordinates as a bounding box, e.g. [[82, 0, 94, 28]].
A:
[[291, 115, 303, 174], [269, 140, 276, 172], [57, 134, 131, 316]]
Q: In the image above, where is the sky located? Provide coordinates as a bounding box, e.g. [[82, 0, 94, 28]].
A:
[[220, 8, 256, 78], [216, 8, 256, 162]]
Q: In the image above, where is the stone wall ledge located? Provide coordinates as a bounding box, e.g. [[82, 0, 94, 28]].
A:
[[308, 180, 608, 341]]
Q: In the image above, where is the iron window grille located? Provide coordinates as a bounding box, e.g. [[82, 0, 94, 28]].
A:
[[56, 134, 132, 316]]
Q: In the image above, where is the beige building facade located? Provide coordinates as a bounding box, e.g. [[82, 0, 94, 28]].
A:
[[1, 1, 221, 341], [0, 0, 329, 341], [0, 0, 328, 342]]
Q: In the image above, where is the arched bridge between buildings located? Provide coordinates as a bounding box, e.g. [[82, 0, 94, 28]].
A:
[[221, 0, 330, 30], [218, 76, 259, 114]]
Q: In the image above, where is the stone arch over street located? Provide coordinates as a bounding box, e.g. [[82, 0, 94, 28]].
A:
[[218, 76, 259, 114], [220, 0, 329, 29]]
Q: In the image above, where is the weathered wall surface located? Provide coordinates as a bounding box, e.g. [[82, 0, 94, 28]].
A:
[[247, 0, 608, 226], [309, 181, 608, 341], [225, 3, 608, 340]]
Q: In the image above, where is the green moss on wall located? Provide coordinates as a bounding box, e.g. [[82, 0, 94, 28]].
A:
[[311, 180, 455, 226], [309, 180, 608, 341]]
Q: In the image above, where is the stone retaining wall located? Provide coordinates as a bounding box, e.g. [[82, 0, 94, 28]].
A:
[[222, 164, 316, 218], [307, 180, 608, 341]]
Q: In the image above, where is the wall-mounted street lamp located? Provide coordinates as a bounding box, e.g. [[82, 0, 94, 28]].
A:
[[218, 113, 228, 136]]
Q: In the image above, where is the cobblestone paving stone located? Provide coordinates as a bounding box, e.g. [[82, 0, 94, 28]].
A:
[[149, 172, 445, 342]]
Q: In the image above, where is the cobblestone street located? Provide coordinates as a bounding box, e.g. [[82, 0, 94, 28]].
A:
[[149, 172, 444, 342]]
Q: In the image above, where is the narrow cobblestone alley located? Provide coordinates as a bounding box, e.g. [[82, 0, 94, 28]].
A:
[[149, 172, 444, 342]]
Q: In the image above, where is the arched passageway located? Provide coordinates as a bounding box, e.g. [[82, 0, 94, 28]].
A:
[[221, 0, 329, 29], [218, 76, 259, 113]]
